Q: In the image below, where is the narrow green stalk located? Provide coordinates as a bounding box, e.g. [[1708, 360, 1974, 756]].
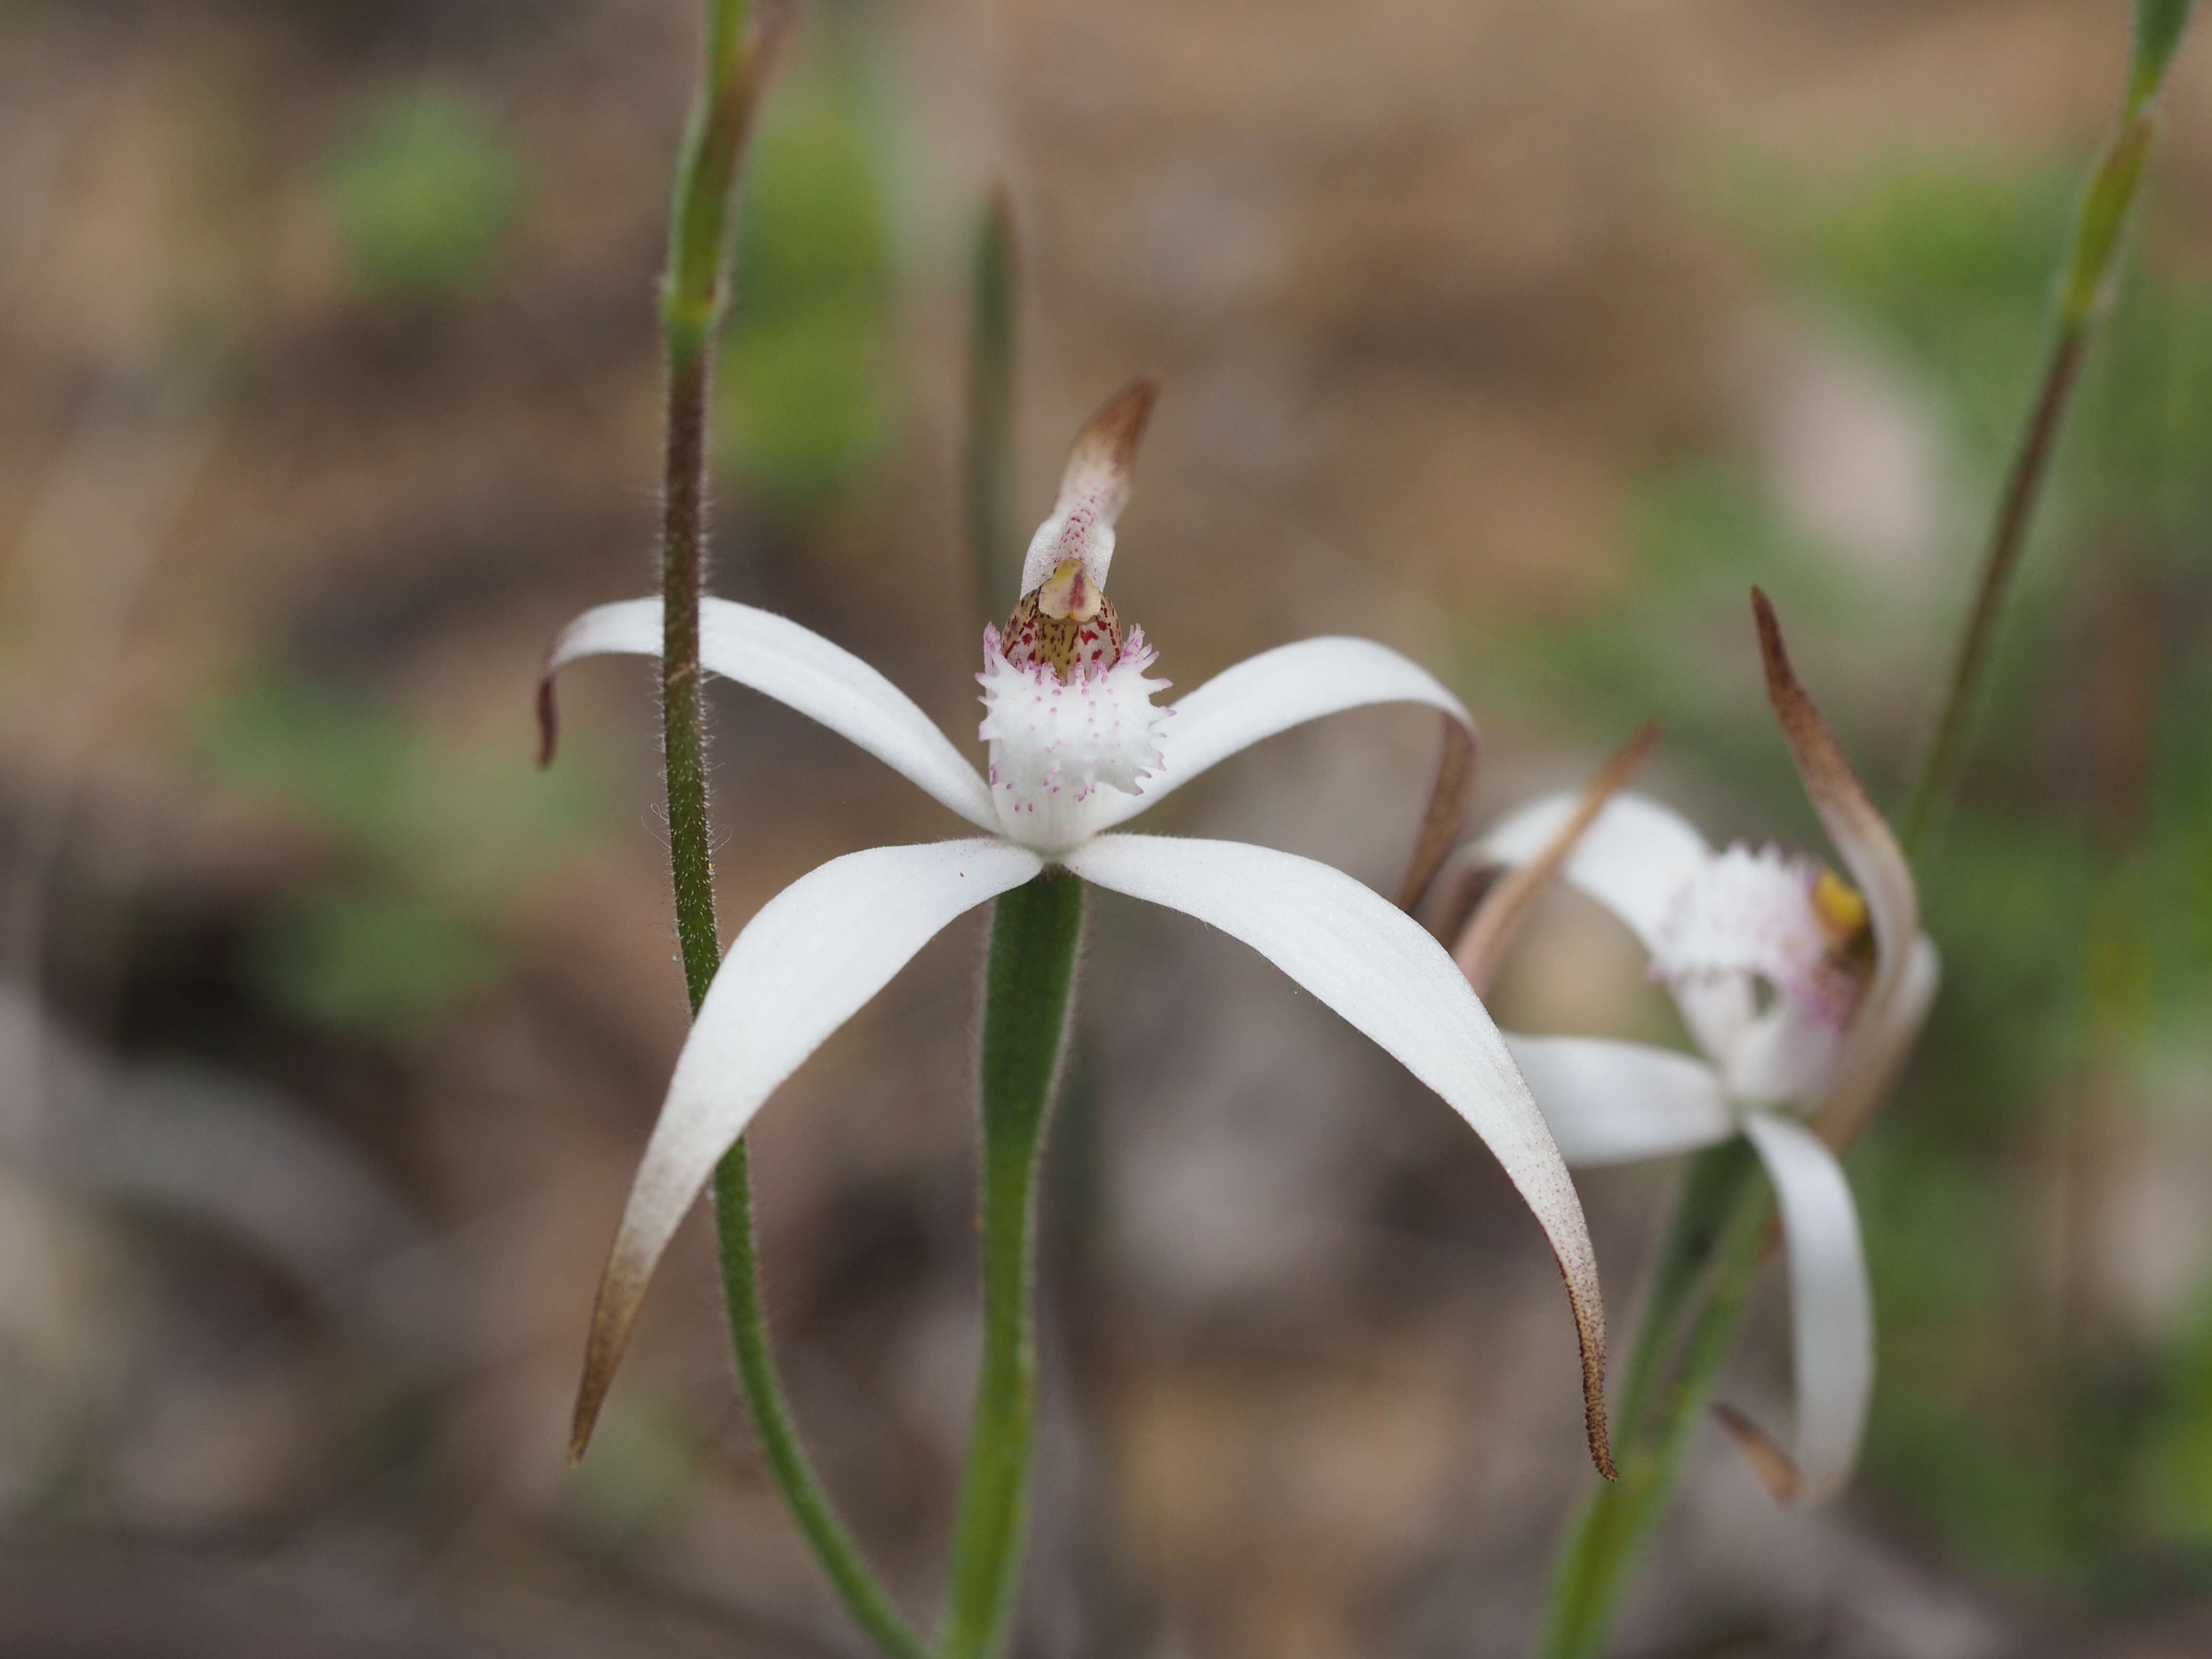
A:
[[654, 7, 926, 1656], [715, 1149, 932, 1659], [939, 874, 1086, 1659], [967, 185, 1020, 622], [1904, 0, 2194, 851], [1537, 1144, 1769, 1659], [663, 342, 720, 1004]]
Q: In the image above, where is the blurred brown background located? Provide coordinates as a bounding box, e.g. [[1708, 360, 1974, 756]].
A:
[[5, 1, 2212, 1655]]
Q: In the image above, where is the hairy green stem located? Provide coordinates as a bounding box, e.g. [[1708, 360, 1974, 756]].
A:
[[1904, 0, 2192, 850], [654, 6, 926, 1656], [938, 874, 1085, 1659]]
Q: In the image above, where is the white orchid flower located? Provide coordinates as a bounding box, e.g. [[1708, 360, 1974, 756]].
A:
[[541, 382, 1612, 1473], [1443, 592, 1937, 1505]]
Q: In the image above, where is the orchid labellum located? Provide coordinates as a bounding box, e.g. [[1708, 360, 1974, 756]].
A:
[[1441, 592, 1936, 1504], [541, 381, 1613, 1474]]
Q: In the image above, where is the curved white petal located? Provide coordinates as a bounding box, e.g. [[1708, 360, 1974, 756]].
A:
[[1093, 637, 1473, 831], [1062, 832, 1612, 1474], [572, 837, 1043, 1453], [1476, 790, 1754, 1062], [1738, 1111, 1873, 1505], [544, 598, 998, 831], [1478, 791, 1713, 954], [1502, 1035, 1736, 1166]]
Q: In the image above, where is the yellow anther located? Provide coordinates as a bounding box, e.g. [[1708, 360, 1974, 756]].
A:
[[1813, 869, 1870, 944], [1035, 558, 1103, 622]]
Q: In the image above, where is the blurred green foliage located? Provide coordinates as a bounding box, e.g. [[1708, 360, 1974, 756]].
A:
[[201, 675, 603, 1043], [325, 88, 523, 302], [716, 43, 895, 507], [2135, 0, 2200, 92], [1477, 157, 2212, 1600]]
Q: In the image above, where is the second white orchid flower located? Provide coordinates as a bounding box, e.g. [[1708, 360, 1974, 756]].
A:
[[1443, 593, 1937, 1504], [542, 382, 1612, 1472]]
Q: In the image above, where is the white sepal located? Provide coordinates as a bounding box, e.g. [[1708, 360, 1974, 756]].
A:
[[1503, 1034, 1736, 1166], [1092, 637, 1474, 833], [1062, 831, 1613, 1474], [545, 598, 998, 831], [573, 837, 1043, 1447], [1739, 1110, 1874, 1506], [1479, 791, 1715, 954]]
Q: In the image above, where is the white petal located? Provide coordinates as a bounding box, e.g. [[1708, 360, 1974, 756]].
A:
[[1738, 1111, 1873, 1505], [544, 598, 998, 831], [1502, 1035, 1735, 1166], [1092, 637, 1474, 832], [572, 837, 1043, 1452], [1062, 832, 1612, 1474], [1478, 790, 1713, 954], [1475, 790, 1752, 1062]]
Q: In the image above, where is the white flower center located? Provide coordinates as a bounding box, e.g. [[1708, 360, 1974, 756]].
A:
[[977, 623, 1172, 851], [1652, 843, 1871, 1105]]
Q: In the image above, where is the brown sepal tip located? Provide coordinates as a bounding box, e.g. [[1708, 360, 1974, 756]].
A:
[[1074, 377, 1160, 478], [1395, 716, 1480, 914], [566, 1277, 640, 1465], [1749, 587, 1863, 817], [1572, 1291, 1617, 1481], [535, 674, 561, 769], [1711, 1401, 1801, 1503]]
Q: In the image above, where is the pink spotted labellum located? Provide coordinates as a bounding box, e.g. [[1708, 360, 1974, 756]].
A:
[[540, 382, 1615, 1476], [1436, 592, 1937, 1505]]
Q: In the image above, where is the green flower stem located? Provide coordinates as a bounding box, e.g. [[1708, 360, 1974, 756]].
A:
[[938, 873, 1086, 1659], [714, 1148, 932, 1659], [654, 6, 926, 1656], [1536, 1142, 1769, 1659], [1904, 0, 2195, 852], [966, 186, 1020, 623], [660, 0, 753, 1002]]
